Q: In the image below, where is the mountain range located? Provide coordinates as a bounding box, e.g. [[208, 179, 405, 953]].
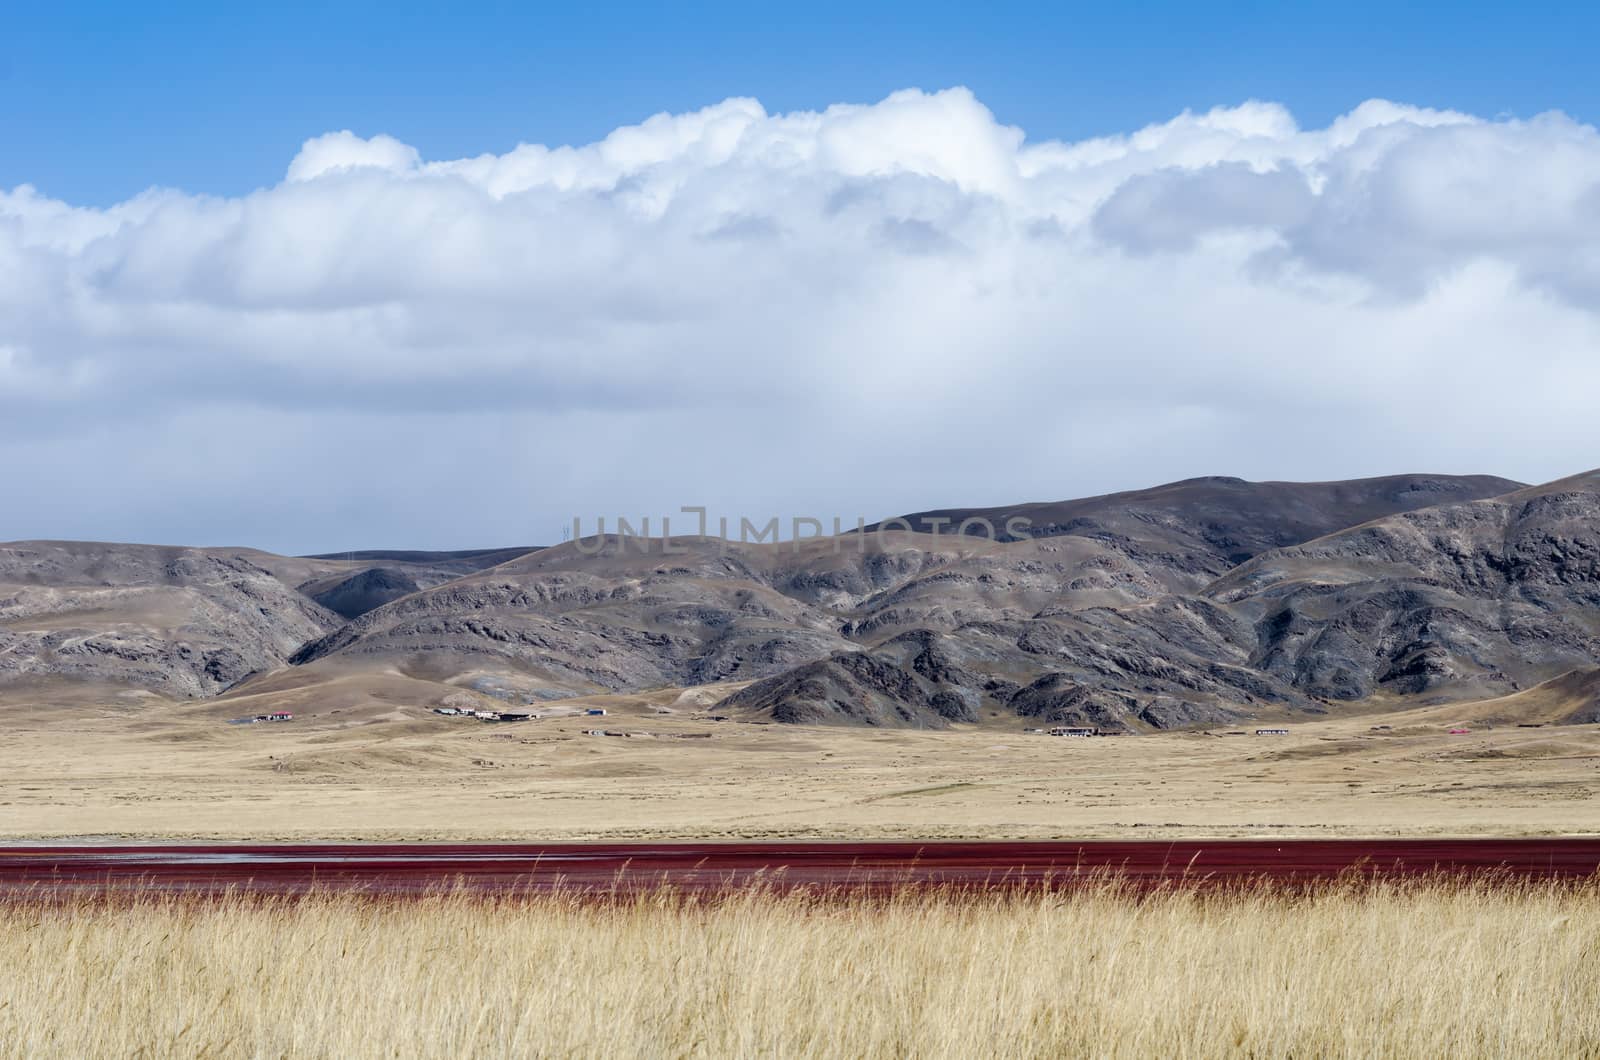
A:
[[4, 469, 1598, 730]]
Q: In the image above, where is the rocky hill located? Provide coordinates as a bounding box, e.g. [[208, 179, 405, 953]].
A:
[[4, 471, 1596, 730], [726, 472, 1597, 730], [1207, 470, 1600, 702], [877, 474, 1525, 582], [292, 547, 541, 619], [0, 542, 342, 698], [287, 531, 1140, 702]]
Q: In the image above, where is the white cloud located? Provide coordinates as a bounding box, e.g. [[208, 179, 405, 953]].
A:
[[2, 88, 1599, 552], [286, 131, 421, 181]]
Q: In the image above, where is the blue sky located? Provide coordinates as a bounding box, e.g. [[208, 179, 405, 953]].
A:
[[6, 1, 1599, 205], [5, 3, 1600, 551]]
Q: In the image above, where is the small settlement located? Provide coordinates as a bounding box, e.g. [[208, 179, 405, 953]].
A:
[[228, 711, 293, 726], [427, 705, 715, 738], [1027, 725, 1294, 737], [434, 707, 539, 723]]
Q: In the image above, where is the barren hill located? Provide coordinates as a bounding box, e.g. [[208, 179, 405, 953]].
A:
[[287, 531, 1152, 704], [0, 542, 341, 697], [292, 547, 542, 619], [879, 474, 1525, 580], [4, 471, 1596, 732], [1207, 469, 1600, 701]]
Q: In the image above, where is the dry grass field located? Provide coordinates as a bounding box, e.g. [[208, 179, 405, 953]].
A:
[[2, 878, 1598, 1058], [3, 662, 1598, 1059], [0, 694, 1596, 843], [0, 678, 1597, 841]]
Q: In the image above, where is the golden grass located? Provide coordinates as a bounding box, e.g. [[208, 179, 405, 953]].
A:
[[3, 878, 1599, 1058], [6, 697, 1600, 842]]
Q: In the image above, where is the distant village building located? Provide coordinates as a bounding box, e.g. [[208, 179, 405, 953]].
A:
[[1049, 726, 1098, 737], [1255, 728, 1289, 736]]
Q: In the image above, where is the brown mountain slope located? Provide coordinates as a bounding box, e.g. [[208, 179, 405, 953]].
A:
[[286, 531, 1166, 703], [288, 548, 543, 619], [1206, 469, 1600, 702], [727, 472, 1598, 729], [0, 542, 342, 698], [878, 474, 1525, 583], [300, 476, 1528, 708], [1396, 667, 1600, 728], [8, 471, 1594, 733]]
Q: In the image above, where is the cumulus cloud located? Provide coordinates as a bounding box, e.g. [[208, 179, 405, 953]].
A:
[[2, 88, 1599, 552], [286, 131, 421, 181]]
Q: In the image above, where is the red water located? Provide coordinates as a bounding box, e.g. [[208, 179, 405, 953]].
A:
[[1, 839, 1596, 895]]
